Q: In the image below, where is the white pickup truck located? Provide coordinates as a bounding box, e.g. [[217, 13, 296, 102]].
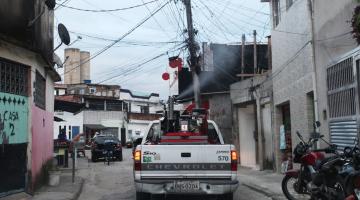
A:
[[133, 120, 239, 200]]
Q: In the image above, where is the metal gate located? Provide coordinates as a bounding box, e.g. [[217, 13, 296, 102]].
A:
[[327, 56, 359, 148], [0, 58, 29, 196]]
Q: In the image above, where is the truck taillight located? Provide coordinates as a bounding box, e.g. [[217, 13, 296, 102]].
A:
[[134, 150, 141, 171], [231, 150, 238, 171]]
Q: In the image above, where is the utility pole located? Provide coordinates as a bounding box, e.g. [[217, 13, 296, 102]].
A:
[[308, 0, 320, 148], [183, 0, 201, 108], [241, 34, 245, 80], [253, 30, 258, 74]]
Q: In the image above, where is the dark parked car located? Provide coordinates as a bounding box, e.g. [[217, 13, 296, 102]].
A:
[[91, 135, 123, 162], [125, 139, 133, 148]]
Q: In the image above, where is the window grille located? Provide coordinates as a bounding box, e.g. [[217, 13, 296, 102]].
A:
[[327, 58, 354, 91], [0, 57, 29, 96], [327, 58, 355, 118], [328, 88, 356, 118], [34, 71, 46, 109]]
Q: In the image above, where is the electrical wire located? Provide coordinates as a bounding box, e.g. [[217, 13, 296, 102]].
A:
[[57, 0, 160, 12], [97, 45, 186, 84], [68, 30, 182, 45], [55, 0, 71, 10], [140, 0, 172, 38], [210, 0, 270, 16], [92, 35, 183, 80], [230, 40, 312, 92], [192, 1, 230, 41], [61, 0, 172, 77]]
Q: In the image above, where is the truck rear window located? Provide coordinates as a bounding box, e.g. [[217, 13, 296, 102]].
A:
[[144, 123, 221, 145]]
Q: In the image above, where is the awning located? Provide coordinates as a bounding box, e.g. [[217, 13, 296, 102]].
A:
[[55, 99, 85, 113], [54, 116, 65, 122], [84, 124, 107, 129]]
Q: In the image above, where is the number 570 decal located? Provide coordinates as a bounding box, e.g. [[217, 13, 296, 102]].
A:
[[218, 156, 229, 161]]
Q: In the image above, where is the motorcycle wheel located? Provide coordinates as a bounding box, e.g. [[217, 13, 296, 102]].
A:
[[330, 176, 346, 200], [282, 174, 311, 200]]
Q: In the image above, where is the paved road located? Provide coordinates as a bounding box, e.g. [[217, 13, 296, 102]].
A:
[[77, 149, 271, 200]]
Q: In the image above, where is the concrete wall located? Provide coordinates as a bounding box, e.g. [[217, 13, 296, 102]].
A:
[[127, 120, 152, 139], [237, 104, 257, 169], [83, 111, 125, 125], [64, 48, 81, 84], [208, 93, 233, 144], [267, 0, 359, 171], [30, 105, 53, 190], [53, 111, 84, 139], [80, 51, 90, 82], [83, 111, 125, 139], [270, 0, 316, 172], [54, 88, 66, 96], [230, 75, 274, 170], [313, 0, 357, 142], [262, 103, 274, 168], [120, 90, 162, 114]]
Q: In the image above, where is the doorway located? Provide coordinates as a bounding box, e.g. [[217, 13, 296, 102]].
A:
[[238, 104, 257, 169], [280, 103, 292, 170]]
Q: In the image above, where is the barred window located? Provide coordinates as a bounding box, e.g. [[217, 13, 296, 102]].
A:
[[328, 88, 356, 118], [0, 57, 29, 96], [327, 58, 354, 91], [34, 71, 46, 109], [327, 57, 356, 118]]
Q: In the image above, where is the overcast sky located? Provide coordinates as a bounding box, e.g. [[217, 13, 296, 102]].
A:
[[54, 0, 270, 99]]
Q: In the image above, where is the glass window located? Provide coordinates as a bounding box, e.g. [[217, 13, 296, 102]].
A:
[[208, 123, 220, 144], [145, 123, 161, 144], [34, 71, 46, 109], [273, 0, 281, 27]]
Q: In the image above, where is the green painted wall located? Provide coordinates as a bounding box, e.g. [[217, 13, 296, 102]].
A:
[[0, 92, 28, 144]]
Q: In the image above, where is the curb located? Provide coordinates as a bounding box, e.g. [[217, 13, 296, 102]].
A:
[[242, 183, 284, 200], [72, 178, 85, 200]]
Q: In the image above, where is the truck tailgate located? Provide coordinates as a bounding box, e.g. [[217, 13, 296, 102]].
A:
[[139, 145, 235, 180]]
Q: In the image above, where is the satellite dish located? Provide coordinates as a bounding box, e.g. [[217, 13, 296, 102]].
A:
[[58, 23, 70, 45], [45, 0, 56, 10], [54, 23, 71, 51]]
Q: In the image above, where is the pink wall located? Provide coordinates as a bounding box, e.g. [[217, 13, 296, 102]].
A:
[[31, 104, 54, 185]]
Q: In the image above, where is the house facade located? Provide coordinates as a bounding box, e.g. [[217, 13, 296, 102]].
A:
[[0, 0, 61, 195], [265, 0, 358, 172], [119, 89, 162, 140], [54, 84, 127, 144]]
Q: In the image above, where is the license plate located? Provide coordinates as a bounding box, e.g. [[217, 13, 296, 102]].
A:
[[174, 181, 200, 192]]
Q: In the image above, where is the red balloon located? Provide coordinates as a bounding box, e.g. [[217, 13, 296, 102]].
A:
[[162, 72, 170, 80], [169, 57, 183, 68]]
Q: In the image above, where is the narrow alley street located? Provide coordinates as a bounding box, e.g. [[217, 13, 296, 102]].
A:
[[75, 149, 272, 200]]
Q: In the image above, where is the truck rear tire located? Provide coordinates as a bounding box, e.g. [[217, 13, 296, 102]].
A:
[[136, 192, 150, 200]]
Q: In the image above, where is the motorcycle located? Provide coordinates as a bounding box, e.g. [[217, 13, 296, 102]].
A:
[[103, 141, 114, 166], [342, 140, 360, 200], [282, 126, 345, 200]]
